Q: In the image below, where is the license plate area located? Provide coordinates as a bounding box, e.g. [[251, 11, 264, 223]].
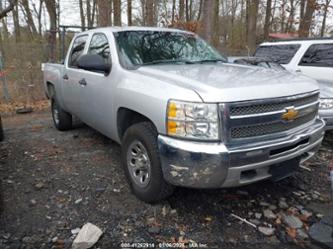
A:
[[269, 157, 300, 181]]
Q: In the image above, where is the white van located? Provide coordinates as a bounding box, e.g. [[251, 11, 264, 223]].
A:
[[255, 39, 333, 129]]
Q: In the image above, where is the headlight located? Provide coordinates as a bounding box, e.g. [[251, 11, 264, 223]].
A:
[[166, 100, 219, 140], [319, 98, 333, 110]]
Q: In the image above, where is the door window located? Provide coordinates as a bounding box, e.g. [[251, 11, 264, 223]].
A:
[[254, 44, 300, 64], [299, 44, 333, 67], [68, 35, 88, 68], [88, 33, 111, 65]]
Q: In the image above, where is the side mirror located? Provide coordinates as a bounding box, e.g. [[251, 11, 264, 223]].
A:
[[77, 54, 111, 75]]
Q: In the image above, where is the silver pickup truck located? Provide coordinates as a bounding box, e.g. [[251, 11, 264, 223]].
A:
[[43, 27, 325, 203]]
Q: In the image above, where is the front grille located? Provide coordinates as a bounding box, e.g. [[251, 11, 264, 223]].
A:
[[231, 112, 316, 139], [226, 92, 319, 140], [230, 93, 318, 116]]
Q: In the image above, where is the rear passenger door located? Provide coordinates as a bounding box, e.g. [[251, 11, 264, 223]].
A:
[[297, 43, 333, 97], [63, 35, 89, 116]]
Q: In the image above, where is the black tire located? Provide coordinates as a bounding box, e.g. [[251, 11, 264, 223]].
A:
[[51, 97, 72, 131], [0, 116, 4, 141], [121, 122, 174, 203]]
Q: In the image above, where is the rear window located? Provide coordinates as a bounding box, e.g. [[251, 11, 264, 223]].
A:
[[299, 43, 333, 67], [254, 44, 300, 64]]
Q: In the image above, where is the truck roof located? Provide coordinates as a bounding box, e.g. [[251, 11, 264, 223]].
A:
[[260, 38, 333, 46], [78, 26, 193, 36]]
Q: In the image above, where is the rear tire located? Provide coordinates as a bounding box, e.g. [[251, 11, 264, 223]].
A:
[[121, 122, 174, 203], [51, 97, 72, 131]]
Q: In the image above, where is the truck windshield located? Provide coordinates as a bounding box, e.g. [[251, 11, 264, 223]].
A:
[[254, 44, 301, 64], [114, 31, 227, 68]]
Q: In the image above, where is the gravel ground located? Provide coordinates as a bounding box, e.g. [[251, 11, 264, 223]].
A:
[[0, 111, 332, 249]]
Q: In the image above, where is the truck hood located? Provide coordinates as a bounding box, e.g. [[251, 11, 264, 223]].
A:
[[318, 80, 333, 98], [136, 63, 319, 102]]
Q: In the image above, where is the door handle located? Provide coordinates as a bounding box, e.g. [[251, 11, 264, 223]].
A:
[[63, 74, 69, 80], [78, 78, 87, 86], [295, 69, 302, 73]]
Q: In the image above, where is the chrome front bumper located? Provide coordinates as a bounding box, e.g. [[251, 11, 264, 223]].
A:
[[158, 118, 325, 188], [319, 109, 333, 130]]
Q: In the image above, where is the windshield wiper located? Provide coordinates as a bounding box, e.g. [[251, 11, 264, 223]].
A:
[[194, 59, 226, 64], [140, 59, 195, 67]]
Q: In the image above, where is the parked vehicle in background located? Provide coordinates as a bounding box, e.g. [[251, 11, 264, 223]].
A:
[[43, 27, 325, 203], [0, 115, 3, 141], [255, 39, 333, 129], [228, 56, 285, 71]]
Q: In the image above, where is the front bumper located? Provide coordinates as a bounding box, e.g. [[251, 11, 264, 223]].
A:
[[158, 118, 325, 188], [319, 109, 333, 130]]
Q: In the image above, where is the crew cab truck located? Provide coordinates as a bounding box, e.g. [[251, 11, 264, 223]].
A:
[[43, 27, 325, 203], [255, 39, 333, 129]]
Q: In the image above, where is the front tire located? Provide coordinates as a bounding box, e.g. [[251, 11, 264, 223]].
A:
[[51, 97, 72, 131], [121, 122, 174, 203]]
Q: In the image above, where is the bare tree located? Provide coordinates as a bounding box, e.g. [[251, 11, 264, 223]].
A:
[[212, 0, 220, 48], [263, 0, 272, 39], [179, 0, 185, 21], [246, 0, 259, 52], [0, 0, 15, 19], [32, 0, 43, 35], [171, 0, 176, 24], [127, 0, 132, 25], [79, 0, 86, 30], [320, 0, 332, 37], [200, 0, 214, 43], [114, 0, 121, 26], [300, 0, 306, 20], [145, 0, 155, 26], [97, 0, 111, 26], [45, 0, 57, 61], [21, 0, 38, 36], [298, 0, 316, 37], [0, 1, 10, 39], [12, 0, 21, 42]]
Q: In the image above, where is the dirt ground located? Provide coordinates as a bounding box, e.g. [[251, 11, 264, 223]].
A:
[[0, 111, 332, 249]]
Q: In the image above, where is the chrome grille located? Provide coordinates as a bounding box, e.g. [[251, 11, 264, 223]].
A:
[[231, 112, 316, 139], [230, 93, 319, 116], [226, 92, 319, 140]]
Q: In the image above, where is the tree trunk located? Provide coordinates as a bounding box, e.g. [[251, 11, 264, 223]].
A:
[[97, 0, 111, 26], [13, 0, 21, 42], [21, 0, 38, 36], [298, 0, 316, 37], [33, 0, 43, 35], [197, 0, 203, 21], [127, 0, 132, 25], [0, 1, 9, 39], [45, 0, 57, 61], [320, 0, 331, 37], [263, 0, 272, 39], [246, 0, 259, 53], [113, 0, 121, 26], [286, 0, 295, 32], [212, 0, 220, 48], [171, 0, 176, 24], [79, 0, 86, 30], [199, 0, 214, 43], [300, 0, 306, 20], [179, 0, 185, 21], [145, 0, 154, 26]]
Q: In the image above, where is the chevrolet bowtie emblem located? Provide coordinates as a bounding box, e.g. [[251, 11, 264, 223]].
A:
[[282, 107, 299, 121]]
